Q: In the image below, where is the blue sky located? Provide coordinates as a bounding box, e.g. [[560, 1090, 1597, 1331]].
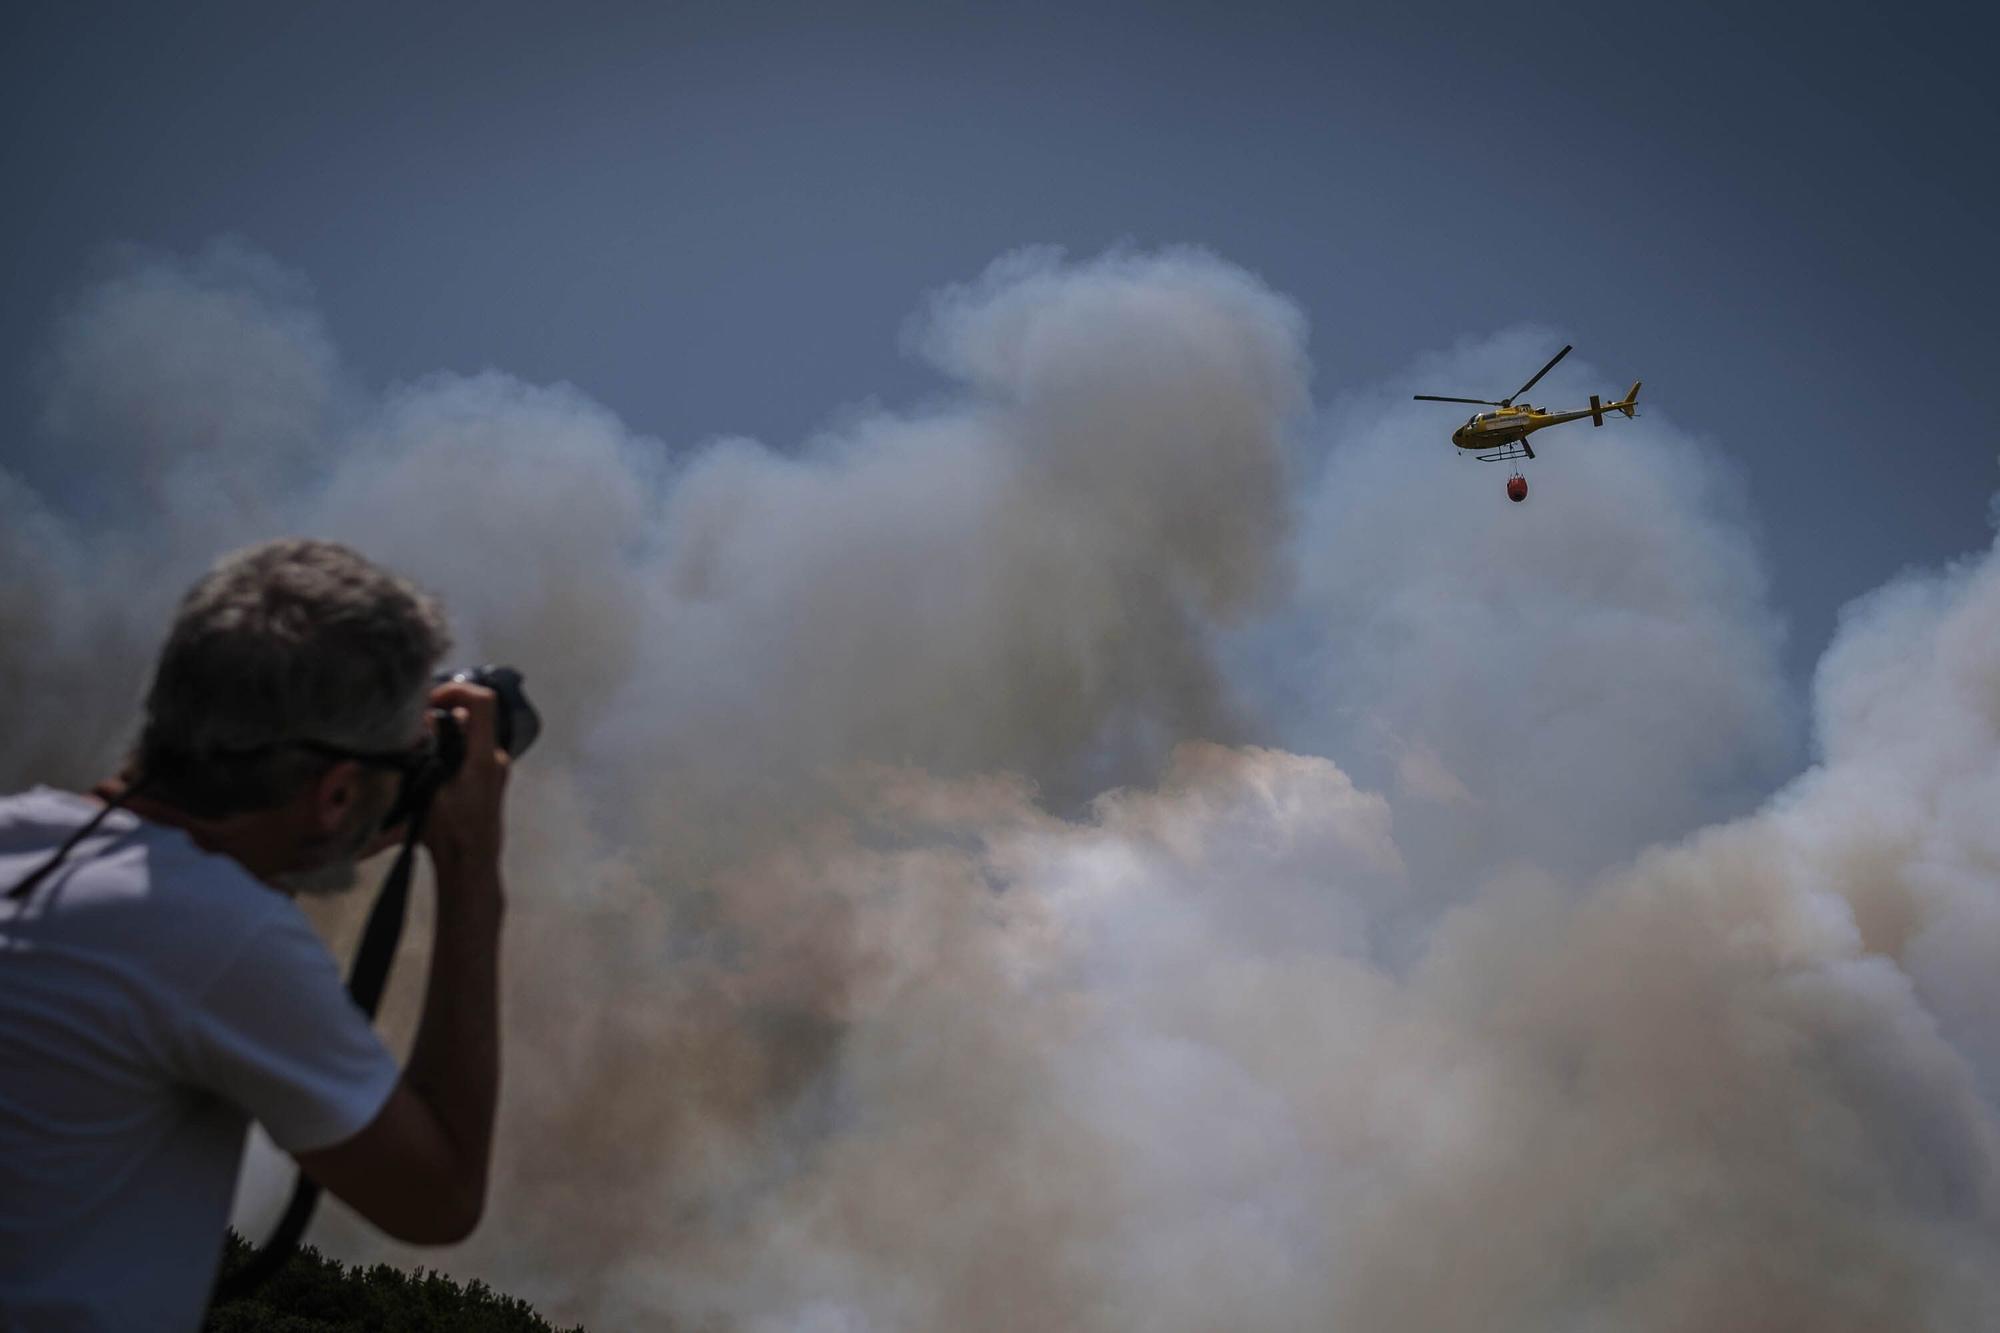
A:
[[4, 0, 1992, 683]]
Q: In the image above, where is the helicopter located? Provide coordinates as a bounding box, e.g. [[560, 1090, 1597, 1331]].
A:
[[1414, 344, 1640, 501]]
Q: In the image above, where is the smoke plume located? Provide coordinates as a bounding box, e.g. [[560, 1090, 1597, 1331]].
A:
[[4, 240, 1997, 1329]]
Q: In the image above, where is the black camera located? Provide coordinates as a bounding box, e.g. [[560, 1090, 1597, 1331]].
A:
[[379, 665, 540, 831], [436, 664, 541, 758]]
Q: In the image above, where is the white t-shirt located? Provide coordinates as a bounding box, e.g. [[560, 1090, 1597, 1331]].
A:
[[0, 787, 401, 1332]]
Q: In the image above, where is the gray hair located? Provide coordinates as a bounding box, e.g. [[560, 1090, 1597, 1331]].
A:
[[134, 538, 452, 816]]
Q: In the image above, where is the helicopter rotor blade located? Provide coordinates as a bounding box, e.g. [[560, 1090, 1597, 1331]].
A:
[[1501, 344, 1572, 406], [1413, 395, 1502, 405]]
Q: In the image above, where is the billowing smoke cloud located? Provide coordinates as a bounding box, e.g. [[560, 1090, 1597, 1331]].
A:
[[1277, 333, 1797, 887], [5, 240, 1998, 1330]]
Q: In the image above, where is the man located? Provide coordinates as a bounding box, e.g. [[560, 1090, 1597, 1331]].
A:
[[0, 538, 511, 1331]]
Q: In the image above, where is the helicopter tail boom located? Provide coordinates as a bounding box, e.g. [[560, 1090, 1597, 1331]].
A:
[[1618, 381, 1642, 418]]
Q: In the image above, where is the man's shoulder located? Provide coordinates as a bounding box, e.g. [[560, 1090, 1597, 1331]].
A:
[[8, 782, 261, 875], [0, 786, 108, 848], [1, 786, 296, 986]]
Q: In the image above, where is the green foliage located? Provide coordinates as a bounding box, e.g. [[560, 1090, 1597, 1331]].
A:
[[205, 1231, 582, 1332]]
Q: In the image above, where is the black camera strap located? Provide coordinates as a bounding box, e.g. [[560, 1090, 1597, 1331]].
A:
[[212, 795, 434, 1303]]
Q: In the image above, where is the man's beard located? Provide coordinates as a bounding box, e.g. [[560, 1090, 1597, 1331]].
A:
[[274, 781, 398, 897]]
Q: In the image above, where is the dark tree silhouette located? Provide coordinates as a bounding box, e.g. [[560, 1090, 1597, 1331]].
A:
[[205, 1231, 581, 1332]]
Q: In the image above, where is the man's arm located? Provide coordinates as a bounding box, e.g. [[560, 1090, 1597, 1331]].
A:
[[294, 684, 509, 1245]]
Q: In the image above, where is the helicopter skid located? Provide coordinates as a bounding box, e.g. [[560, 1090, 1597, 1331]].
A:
[[1474, 441, 1534, 463]]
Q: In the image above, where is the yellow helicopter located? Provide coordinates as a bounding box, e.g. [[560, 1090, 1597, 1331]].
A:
[[1415, 344, 1640, 500]]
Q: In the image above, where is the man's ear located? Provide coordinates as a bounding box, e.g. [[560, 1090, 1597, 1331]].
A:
[[307, 760, 367, 836]]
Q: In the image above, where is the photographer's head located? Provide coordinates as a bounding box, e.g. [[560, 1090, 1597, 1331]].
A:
[[131, 538, 451, 894]]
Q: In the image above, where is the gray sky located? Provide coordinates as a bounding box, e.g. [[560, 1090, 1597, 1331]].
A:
[[3, 0, 1992, 686]]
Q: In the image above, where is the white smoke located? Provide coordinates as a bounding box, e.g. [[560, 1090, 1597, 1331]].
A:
[[1279, 332, 1796, 886], [4, 240, 1998, 1330]]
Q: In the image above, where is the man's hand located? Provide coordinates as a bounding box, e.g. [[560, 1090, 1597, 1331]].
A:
[[423, 680, 510, 887]]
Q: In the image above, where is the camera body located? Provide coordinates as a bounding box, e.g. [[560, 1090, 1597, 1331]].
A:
[[379, 665, 539, 831], [436, 665, 541, 759]]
